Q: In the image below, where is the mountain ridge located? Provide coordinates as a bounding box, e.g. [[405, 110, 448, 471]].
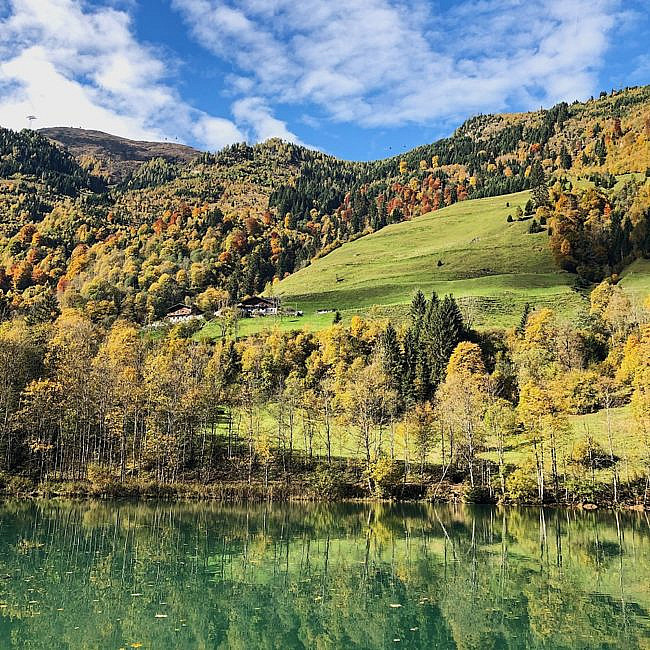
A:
[[38, 126, 201, 182]]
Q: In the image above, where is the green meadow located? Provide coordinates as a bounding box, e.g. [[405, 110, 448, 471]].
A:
[[197, 189, 649, 340], [270, 190, 586, 329], [620, 258, 650, 303]]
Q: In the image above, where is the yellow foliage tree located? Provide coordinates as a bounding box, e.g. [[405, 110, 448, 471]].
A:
[[446, 342, 486, 378]]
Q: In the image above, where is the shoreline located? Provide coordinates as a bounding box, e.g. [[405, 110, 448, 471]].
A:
[[2, 478, 648, 511]]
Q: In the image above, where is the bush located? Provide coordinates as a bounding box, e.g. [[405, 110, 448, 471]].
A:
[[5, 476, 35, 495], [308, 464, 346, 500], [528, 219, 542, 234], [170, 319, 203, 339], [564, 474, 604, 504], [364, 456, 403, 498], [40, 481, 90, 497], [464, 485, 496, 503], [571, 437, 615, 469], [505, 459, 538, 502], [87, 463, 115, 485]]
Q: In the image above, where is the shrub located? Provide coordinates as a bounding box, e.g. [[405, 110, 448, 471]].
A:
[[5, 476, 35, 495], [528, 219, 542, 234], [505, 459, 538, 502], [464, 485, 496, 503], [308, 464, 346, 500], [170, 319, 203, 339], [571, 437, 614, 469], [364, 456, 403, 498], [87, 463, 115, 485]]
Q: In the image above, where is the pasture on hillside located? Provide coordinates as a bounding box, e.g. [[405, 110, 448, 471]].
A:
[[620, 258, 650, 303], [270, 191, 586, 328], [197, 188, 650, 340]]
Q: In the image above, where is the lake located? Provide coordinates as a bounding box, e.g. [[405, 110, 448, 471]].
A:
[[0, 501, 648, 649]]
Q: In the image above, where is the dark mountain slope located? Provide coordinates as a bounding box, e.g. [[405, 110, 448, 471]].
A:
[[38, 127, 200, 182]]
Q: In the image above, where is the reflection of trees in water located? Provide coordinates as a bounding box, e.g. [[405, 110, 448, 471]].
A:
[[0, 502, 648, 648]]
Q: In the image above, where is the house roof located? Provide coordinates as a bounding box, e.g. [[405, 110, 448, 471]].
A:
[[237, 296, 275, 307], [166, 303, 203, 316]]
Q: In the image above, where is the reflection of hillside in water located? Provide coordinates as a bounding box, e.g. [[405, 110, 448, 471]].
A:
[[0, 501, 648, 649]]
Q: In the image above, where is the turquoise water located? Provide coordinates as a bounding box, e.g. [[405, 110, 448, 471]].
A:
[[0, 501, 648, 649]]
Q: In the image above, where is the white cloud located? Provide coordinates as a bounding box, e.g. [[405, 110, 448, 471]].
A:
[[173, 0, 622, 129], [0, 0, 244, 149], [193, 114, 247, 151], [232, 97, 306, 145], [0, 0, 629, 153], [632, 54, 650, 83]]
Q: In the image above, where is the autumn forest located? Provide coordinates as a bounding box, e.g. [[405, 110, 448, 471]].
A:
[[0, 85, 649, 505]]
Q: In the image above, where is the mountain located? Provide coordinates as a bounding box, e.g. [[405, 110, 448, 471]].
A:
[[0, 85, 649, 327], [38, 127, 201, 182]]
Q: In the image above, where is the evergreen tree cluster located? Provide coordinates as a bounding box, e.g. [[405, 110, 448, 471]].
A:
[[125, 157, 180, 190], [0, 128, 105, 196], [381, 290, 469, 407]]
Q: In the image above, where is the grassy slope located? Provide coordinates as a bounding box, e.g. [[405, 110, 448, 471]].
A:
[[270, 190, 585, 328], [620, 258, 650, 303], [206, 403, 641, 491], [198, 311, 336, 339]]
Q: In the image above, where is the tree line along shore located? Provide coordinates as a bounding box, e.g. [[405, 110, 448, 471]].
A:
[[1, 276, 648, 508]]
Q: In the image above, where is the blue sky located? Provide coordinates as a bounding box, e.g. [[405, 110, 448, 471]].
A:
[[0, 0, 648, 160]]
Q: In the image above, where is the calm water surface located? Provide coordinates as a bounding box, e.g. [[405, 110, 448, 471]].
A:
[[0, 500, 648, 649]]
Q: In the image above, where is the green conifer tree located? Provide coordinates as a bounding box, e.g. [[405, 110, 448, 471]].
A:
[[380, 322, 404, 405]]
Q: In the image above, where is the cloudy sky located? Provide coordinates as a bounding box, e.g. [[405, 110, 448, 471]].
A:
[[0, 0, 648, 159]]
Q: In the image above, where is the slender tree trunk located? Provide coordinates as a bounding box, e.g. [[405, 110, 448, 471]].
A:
[[605, 398, 618, 504]]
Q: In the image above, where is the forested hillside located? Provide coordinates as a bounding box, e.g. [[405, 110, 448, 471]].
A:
[[0, 85, 648, 326], [0, 86, 649, 503]]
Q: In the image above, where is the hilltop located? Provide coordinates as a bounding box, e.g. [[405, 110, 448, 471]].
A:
[[38, 127, 200, 182]]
